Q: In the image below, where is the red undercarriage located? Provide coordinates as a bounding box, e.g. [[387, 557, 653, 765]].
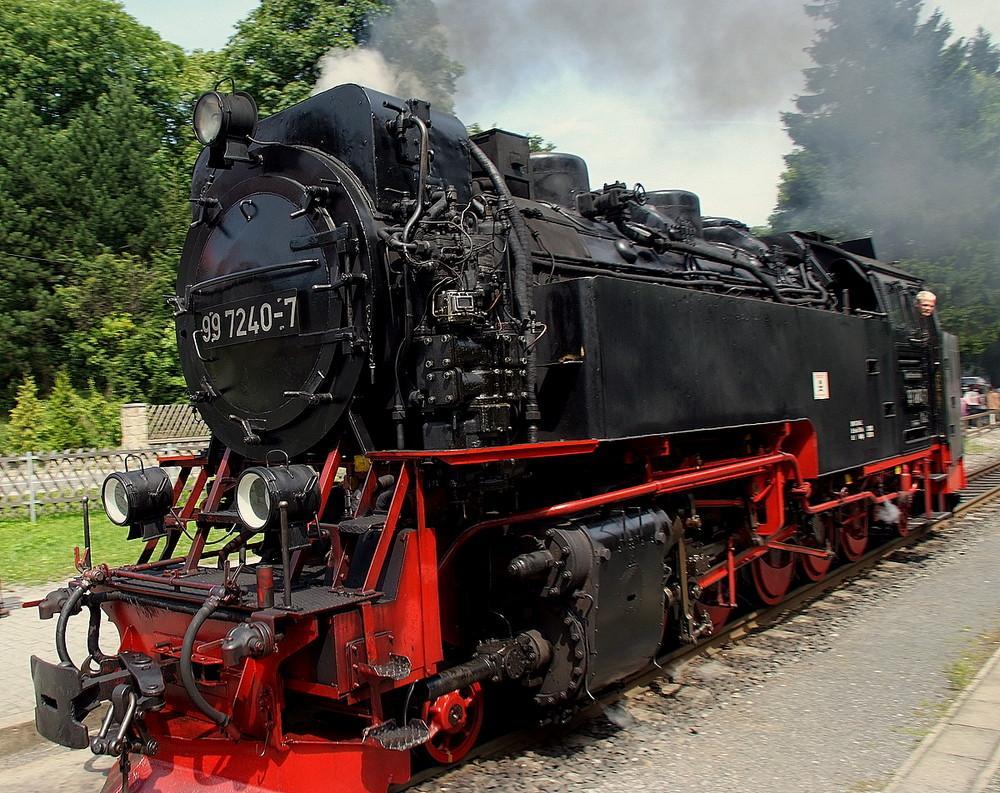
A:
[[53, 421, 962, 793]]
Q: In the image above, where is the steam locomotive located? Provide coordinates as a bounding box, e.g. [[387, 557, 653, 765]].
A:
[[29, 84, 965, 793]]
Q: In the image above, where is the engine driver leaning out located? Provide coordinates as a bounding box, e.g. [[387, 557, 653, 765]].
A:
[[916, 289, 937, 317]]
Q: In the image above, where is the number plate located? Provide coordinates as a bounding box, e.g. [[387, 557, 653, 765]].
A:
[[198, 290, 299, 350]]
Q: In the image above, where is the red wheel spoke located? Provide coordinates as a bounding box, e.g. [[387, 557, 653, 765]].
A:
[[798, 520, 834, 581], [837, 503, 869, 561], [751, 548, 795, 605], [696, 582, 734, 634], [799, 547, 833, 581]]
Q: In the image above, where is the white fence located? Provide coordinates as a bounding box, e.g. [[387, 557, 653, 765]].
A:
[[0, 445, 206, 521], [0, 403, 208, 521]]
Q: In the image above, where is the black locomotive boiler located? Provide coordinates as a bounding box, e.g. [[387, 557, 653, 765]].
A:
[[29, 84, 965, 793]]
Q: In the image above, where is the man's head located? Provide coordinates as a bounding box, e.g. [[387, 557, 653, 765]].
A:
[[916, 290, 937, 317]]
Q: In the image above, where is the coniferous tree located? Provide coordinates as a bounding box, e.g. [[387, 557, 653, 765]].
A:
[[966, 29, 1000, 76], [56, 83, 187, 257], [0, 1, 190, 407], [44, 370, 89, 451], [0, 96, 66, 399], [82, 381, 121, 449], [772, 0, 994, 258], [6, 376, 46, 453], [772, 0, 1000, 372]]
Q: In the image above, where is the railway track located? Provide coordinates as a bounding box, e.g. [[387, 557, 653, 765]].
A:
[[404, 457, 1000, 790], [959, 459, 1000, 503]]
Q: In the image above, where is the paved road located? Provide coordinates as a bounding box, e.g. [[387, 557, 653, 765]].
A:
[[0, 735, 112, 793], [0, 582, 106, 793], [0, 582, 91, 732]]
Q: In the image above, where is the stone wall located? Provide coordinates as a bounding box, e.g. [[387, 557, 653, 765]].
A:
[[120, 403, 149, 449]]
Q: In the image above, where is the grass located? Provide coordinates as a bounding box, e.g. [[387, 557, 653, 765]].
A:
[[945, 628, 1000, 691], [0, 510, 141, 585], [892, 627, 1000, 745], [897, 697, 950, 740], [865, 629, 1000, 790], [848, 778, 891, 792]]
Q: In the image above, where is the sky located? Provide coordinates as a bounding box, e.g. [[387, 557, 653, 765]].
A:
[[122, 0, 1000, 226]]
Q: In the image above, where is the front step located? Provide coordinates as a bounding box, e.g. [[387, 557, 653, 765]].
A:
[[361, 654, 413, 681], [363, 719, 431, 751]]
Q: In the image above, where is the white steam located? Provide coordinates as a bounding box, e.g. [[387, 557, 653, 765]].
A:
[[313, 47, 429, 101]]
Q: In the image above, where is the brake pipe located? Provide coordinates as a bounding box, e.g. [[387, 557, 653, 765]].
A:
[[180, 587, 232, 733], [86, 601, 109, 663], [440, 445, 931, 575], [778, 450, 918, 514], [468, 139, 541, 441], [439, 451, 789, 573], [55, 584, 89, 667]]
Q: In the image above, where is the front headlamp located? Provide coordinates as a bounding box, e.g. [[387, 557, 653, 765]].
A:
[[192, 88, 258, 167], [193, 92, 226, 145], [101, 466, 173, 540], [235, 464, 319, 531]]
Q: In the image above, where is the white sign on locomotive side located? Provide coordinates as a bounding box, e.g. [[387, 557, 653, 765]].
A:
[[849, 419, 876, 441], [812, 371, 830, 400]]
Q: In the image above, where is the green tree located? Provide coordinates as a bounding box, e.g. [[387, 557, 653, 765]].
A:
[[0, 0, 187, 144], [218, 0, 388, 115], [0, 1, 191, 406], [0, 95, 66, 400], [6, 376, 46, 453], [178, 50, 229, 163], [771, 1, 996, 258], [966, 28, 1000, 76], [467, 123, 557, 152], [362, 0, 463, 111], [44, 370, 89, 450], [906, 240, 1000, 364], [216, 0, 462, 116], [527, 135, 557, 154], [55, 83, 187, 257], [81, 381, 121, 449], [5, 374, 121, 453], [771, 0, 1000, 372], [57, 252, 184, 403]]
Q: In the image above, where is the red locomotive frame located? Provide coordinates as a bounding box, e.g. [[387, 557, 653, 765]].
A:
[[39, 419, 962, 793]]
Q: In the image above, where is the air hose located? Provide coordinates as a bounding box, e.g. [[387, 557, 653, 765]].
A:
[[180, 587, 230, 730], [55, 585, 88, 667]]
